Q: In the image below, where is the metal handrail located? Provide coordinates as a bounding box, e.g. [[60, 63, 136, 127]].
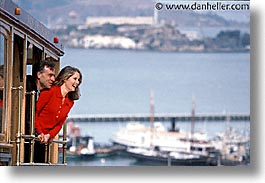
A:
[[20, 90, 68, 166], [11, 86, 23, 165], [30, 91, 36, 163]]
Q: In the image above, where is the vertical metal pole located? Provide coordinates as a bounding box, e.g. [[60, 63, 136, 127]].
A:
[[44, 144, 48, 163], [62, 122, 67, 164], [150, 89, 154, 150], [15, 86, 23, 165], [191, 96, 195, 140], [30, 91, 36, 163], [47, 144, 51, 164]]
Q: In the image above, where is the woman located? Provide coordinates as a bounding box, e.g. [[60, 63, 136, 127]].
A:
[[34, 66, 82, 163]]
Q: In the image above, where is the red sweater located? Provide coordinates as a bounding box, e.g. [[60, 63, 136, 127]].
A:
[[35, 86, 74, 138]]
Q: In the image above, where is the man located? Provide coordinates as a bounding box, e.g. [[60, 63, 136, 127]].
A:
[[24, 60, 56, 163], [29, 60, 56, 99], [26, 60, 56, 133]]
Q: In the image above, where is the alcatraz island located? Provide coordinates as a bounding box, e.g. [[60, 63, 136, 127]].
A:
[[54, 16, 249, 52]]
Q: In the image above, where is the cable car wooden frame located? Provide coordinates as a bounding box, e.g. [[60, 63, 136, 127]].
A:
[[0, 0, 67, 166]]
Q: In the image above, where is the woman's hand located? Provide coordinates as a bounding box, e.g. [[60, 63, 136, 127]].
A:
[[37, 133, 51, 144], [43, 134, 50, 143], [38, 133, 44, 143]]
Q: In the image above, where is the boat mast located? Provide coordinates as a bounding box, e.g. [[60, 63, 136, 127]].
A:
[[191, 96, 195, 141], [150, 89, 155, 150]]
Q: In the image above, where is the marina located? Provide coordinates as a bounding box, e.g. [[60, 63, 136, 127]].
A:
[[63, 95, 249, 166], [62, 120, 249, 166]]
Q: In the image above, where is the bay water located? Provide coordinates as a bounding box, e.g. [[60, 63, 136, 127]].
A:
[[59, 48, 250, 166]]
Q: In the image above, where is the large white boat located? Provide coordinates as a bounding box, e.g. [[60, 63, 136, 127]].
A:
[[112, 122, 218, 166], [112, 91, 249, 166]]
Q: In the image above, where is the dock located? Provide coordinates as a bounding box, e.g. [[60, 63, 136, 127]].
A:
[[67, 113, 250, 123]]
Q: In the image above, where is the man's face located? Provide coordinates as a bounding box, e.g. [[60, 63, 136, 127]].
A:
[[37, 66, 55, 90]]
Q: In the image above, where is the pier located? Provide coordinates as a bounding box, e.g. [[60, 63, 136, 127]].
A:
[[67, 113, 250, 123]]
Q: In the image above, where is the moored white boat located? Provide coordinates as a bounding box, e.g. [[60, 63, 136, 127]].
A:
[[126, 146, 216, 166], [112, 122, 218, 166], [67, 136, 96, 158]]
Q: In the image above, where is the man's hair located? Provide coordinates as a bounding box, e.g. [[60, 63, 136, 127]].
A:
[[32, 60, 55, 79]]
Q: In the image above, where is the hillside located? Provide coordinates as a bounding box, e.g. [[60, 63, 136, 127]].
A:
[[13, 0, 249, 29], [12, 0, 249, 52]]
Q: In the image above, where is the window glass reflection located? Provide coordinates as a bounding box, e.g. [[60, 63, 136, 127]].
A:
[[0, 34, 5, 133]]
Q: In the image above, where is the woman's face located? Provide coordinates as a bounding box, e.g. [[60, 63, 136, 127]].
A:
[[64, 72, 81, 92]]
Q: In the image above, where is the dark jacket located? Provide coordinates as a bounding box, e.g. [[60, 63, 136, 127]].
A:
[[25, 75, 38, 135]]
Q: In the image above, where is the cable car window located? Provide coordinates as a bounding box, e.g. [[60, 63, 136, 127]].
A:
[[27, 43, 33, 60], [26, 65, 32, 75], [0, 34, 6, 134]]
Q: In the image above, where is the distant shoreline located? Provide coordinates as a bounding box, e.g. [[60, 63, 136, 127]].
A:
[[64, 46, 250, 54], [56, 24, 249, 53]]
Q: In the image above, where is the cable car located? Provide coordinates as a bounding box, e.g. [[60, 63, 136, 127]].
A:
[[0, 0, 67, 166]]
